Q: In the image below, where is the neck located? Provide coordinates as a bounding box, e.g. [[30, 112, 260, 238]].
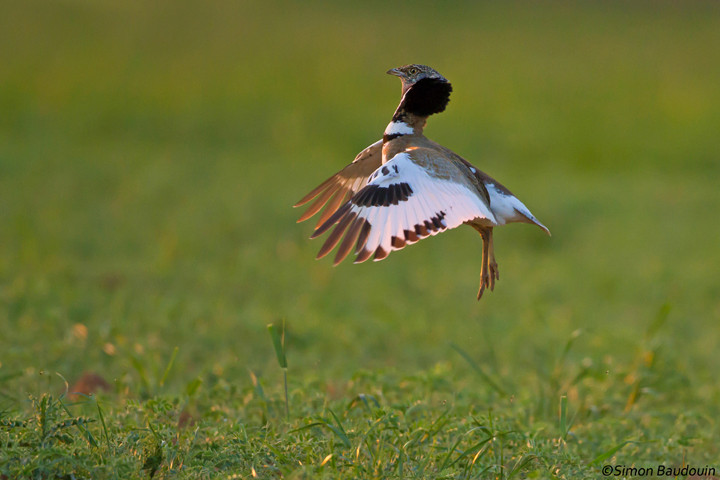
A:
[[381, 78, 452, 158], [381, 111, 426, 163], [382, 112, 426, 143]]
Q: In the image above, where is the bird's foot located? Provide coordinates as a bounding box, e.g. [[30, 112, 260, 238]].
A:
[[490, 260, 499, 284], [477, 268, 491, 300], [477, 262, 500, 300]]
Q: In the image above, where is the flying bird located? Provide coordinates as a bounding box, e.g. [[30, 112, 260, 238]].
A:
[[295, 64, 549, 300]]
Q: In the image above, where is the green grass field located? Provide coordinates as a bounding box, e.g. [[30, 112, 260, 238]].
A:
[[2, 1, 720, 478]]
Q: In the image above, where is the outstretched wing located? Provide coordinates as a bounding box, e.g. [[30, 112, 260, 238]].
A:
[[294, 140, 383, 229], [311, 151, 497, 265]]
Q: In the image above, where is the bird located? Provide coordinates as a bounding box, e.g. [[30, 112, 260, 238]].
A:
[[294, 64, 550, 300]]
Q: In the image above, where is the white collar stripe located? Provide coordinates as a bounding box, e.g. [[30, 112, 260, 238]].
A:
[[384, 121, 414, 136]]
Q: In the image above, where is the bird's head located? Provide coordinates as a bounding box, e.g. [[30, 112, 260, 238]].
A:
[[387, 64, 448, 95], [387, 64, 452, 117]]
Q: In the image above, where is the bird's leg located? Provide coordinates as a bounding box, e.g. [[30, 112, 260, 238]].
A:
[[487, 227, 499, 287], [475, 226, 492, 300]]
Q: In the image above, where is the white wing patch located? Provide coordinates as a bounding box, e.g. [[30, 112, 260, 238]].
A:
[[313, 152, 498, 264]]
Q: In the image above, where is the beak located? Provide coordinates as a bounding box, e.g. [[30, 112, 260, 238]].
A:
[[386, 68, 402, 77]]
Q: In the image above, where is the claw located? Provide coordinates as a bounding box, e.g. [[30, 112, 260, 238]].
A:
[[489, 260, 499, 289], [477, 258, 491, 299], [474, 225, 499, 301], [477, 273, 489, 299]]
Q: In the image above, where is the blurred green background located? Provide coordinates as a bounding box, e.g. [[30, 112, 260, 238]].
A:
[[2, 0, 719, 402]]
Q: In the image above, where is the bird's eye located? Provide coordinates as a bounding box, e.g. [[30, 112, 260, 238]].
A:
[[408, 67, 419, 75]]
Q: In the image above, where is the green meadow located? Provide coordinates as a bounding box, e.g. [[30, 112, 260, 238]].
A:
[[2, 1, 720, 478]]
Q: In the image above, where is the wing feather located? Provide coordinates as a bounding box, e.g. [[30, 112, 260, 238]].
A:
[[317, 211, 355, 259], [295, 140, 382, 228], [316, 188, 351, 226], [313, 150, 498, 264], [334, 216, 366, 265], [297, 186, 338, 222]]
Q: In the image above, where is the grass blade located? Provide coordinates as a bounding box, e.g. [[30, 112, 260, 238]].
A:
[[646, 303, 671, 340], [508, 453, 538, 478], [130, 356, 151, 395], [450, 343, 507, 396], [159, 346, 179, 387], [185, 377, 203, 397], [439, 434, 467, 471], [268, 320, 290, 419], [559, 394, 568, 440], [327, 408, 350, 447], [291, 419, 351, 448], [267, 321, 287, 369], [95, 397, 110, 448], [58, 396, 98, 448], [248, 370, 269, 422], [588, 440, 634, 466], [558, 329, 582, 366]]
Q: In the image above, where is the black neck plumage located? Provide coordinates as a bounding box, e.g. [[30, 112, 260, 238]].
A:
[[393, 78, 453, 121]]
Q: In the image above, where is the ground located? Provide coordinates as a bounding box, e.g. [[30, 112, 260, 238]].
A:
[[1, 1, 720, 478]]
